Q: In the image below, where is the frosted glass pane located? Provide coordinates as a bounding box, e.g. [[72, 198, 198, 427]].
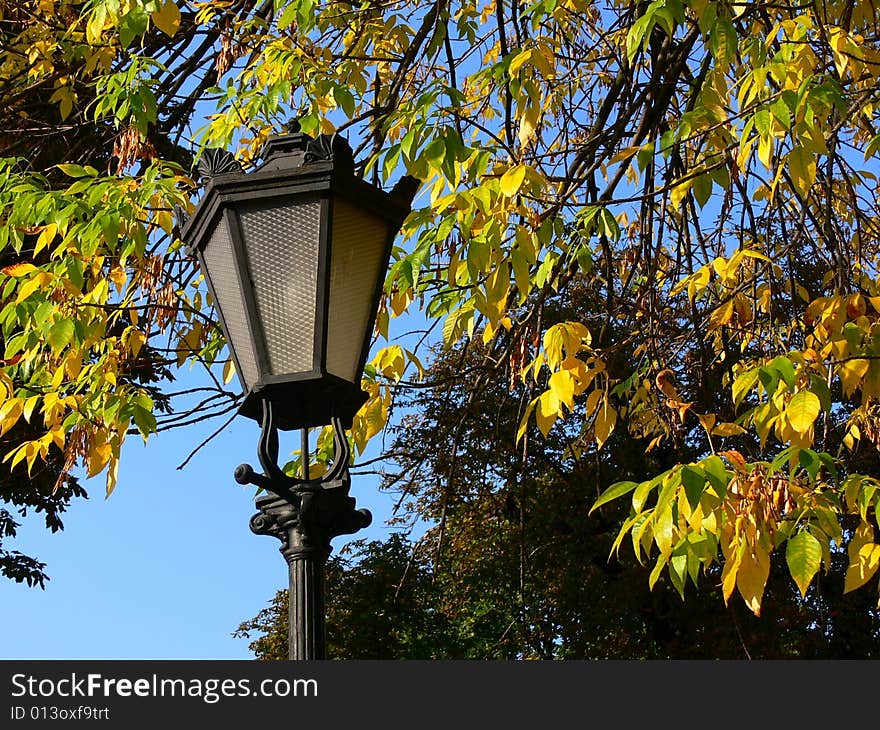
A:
[[238, 199, 321, 375], [327, 198, 388, 382], [202, 217, 259, 391]]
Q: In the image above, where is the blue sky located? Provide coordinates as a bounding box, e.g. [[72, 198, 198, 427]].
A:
[[0, 366, 398, 660]]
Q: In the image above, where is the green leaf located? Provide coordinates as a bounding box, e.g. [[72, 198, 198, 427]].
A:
[[767, 355, 795, 389], [680, 465, 705, 511], [669, 552, 687, 599], [632, 478, 657, 512], [46, 319, 74, 354], [441, 303, 474, 347], [786, 530, 822, 598], [702, 455, 730, 495], [809, 373, 832, 413], [423, 137, 446, 170], [277, 2, 299, 29], [590, 480, 639, 514], [708, 17, 737, 68], [56, 163, 96, 178], [693, 172, 713, 208], [132, 404, 157, 438], [626, 12, 654, 63], [510, 247, 531, 303], [119, 6, 149, 48], [798, 448, 821, 482], [334, 86, 355, 118]]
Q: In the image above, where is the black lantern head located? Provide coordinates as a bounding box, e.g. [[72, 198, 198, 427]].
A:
[[181, 129, 418, 431]]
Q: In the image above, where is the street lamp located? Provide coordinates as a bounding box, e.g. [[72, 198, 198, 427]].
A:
[[179, 122, 418, 659]]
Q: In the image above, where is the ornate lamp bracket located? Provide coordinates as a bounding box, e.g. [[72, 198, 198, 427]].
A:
[[236, 398, 371, 560]]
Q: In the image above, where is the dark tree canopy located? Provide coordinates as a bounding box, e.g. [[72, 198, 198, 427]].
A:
[[239, 308, 880, 658]]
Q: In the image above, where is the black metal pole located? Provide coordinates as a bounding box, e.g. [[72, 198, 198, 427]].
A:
[[284, 518, 327, 660], [237, 399, 371, 660], [286, 427, 321, 659]]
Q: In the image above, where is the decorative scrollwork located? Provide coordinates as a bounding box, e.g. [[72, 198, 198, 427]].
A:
[[249, 511, 278, 536], [238, 396, 370, 557], [304, 134, 354, 171], [197, 148, 243, 180]]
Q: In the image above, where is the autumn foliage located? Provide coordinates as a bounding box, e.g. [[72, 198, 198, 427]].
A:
[[3, 0, 880, 625]]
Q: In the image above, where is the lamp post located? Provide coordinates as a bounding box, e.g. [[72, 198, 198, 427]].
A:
[[179, 122, 418, 660]]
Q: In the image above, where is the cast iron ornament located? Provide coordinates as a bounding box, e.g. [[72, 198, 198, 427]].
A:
[[196, 147, 243, 180], [238, 398, 371, 562]]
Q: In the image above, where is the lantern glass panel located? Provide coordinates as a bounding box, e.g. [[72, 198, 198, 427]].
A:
[[238, 196, 322, 376], [326, 198, 388, 383], [202, 214, 260, 390]]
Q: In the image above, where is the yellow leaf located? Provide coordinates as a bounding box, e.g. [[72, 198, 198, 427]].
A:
[[49, 426, 65, 450], [839, 358, 869, 397], [516, 398, 537, 444], [25, 441, 40, 476], [669, 179, 692, 209], [607, 146, 641, 166], [688, 265, 711, 301], [1, 263, 37, 277], [109, 267, 127, 294], [155, 209, 174, 235], [712, 422, 747, 436], [517, 103, 540, 148], [499, 164, 527, 197], [35, 223, 57, 254], [106, 453, 120, 497], [594, 399, 616, 449], [654, 505, 674, 559], [86, 5, 107, 45], [15, 277, 41, 304], [124, 327, 145, 359], [736, 545, 771, 616], [375, 344, 406, 380], [22, 395, 40, 424], [482, 319, 497, 344], [6, 443, 27, 469], [88, 442, 112, 478], [785, 391, 821, 434], [788, 144, 816, 198], [508, 48, 532, 77], [698, 413, 716, 434], [844, 522, 880, 593], [758, 133, 774, 168], [584, 388, 602, 419], [708, 299, 735, 329], [536, 390, 559, 436], [0, 398, 23, 436], [721, 545, 742, 605], [152, 0, 181, 37], [223, 358, 236, 384], [548, 370, 575, 411], [64, 350, 82, 380]]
